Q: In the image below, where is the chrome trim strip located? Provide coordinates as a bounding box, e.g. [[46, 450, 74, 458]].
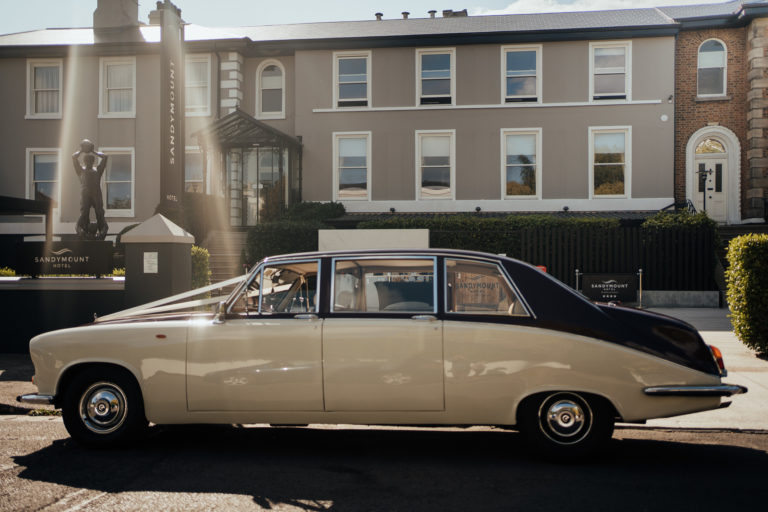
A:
[[643, 384, 748, 397], [17, 394, 55, 405]]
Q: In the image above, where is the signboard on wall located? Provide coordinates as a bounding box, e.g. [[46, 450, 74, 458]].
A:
[[16, 241, 113, 276], [159, 1, 185, 207], [581, 274, 637, 303]]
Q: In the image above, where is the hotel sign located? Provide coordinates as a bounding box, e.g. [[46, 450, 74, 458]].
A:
[[159, 1, 185, 206], [17, 242, 113, 276], [581, 274, 638, 303]]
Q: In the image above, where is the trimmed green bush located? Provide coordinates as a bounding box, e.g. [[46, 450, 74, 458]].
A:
[[726, 234, 768, 355], [284, 201, 345, 221], [641, 211, 717, 231], [191, 245, 212, 289], [245, 220, 326, 264], [242, 202, 345, 265], [358, 214, 619, 257], [0, 267, 16, 277]]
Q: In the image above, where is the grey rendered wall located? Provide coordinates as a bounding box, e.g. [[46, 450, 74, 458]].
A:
[[0, 52, 164, 226], [293, 37, 675, 203]]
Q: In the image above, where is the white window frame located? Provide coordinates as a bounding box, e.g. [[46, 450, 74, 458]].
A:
[[333, 131, 372, 201], [500, 128, 542, 200], [99, 56, 136, 118], [185, 145, 205, 193], [333, 50, 372, 109], [26, 59, 63, 119], [589, 41, 631, 102], [99, 147, 135, 217], [588, 126, 632, 199], [185, 54, 211, 117], [697, 38, 727, 98], [416, 48, 456, 107], [26, 148, 61, 217], [256, 59, 286, 120], [415, 129, 456, 200], [500, 45, 542, 104]]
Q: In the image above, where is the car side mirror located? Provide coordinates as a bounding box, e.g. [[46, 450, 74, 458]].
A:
[[213, 300, 227, 324]]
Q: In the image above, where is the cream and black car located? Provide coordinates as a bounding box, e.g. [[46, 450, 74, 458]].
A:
[[19, 249, 747, 456]]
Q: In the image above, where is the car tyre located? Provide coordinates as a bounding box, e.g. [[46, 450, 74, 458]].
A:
[[519, 391, 614, 459], [62, 367, 148, 447]]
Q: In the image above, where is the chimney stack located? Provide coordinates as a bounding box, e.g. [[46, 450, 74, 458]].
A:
[[375, 12, 383, 21], [443, 9, 468, 18], [402, 11, 410, 19], [93, 0, 139, 29], [429, 10, 437, 18]]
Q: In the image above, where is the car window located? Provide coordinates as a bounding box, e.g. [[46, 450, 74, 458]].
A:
[[230, 260, 319, 315], [332, 258, 435, 313], [445, 258, 528, 316]]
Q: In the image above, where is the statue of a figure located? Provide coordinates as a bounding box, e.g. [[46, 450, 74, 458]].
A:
[[72, 139, 109, 240]]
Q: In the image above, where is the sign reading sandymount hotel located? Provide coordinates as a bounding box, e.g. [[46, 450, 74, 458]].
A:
[[581, 274, 638, 303], [16, 242, 113, 276]]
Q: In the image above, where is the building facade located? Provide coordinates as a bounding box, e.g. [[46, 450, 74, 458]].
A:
[[1, 0, 767, 247]]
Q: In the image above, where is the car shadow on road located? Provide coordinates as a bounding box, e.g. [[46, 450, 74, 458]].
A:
[[13, 426, 768, 511]]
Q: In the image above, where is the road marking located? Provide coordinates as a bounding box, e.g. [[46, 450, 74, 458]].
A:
[[60, 491, 108, 512], [39, 489, 108, 512]]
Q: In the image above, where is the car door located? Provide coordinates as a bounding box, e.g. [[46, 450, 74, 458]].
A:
[[186, 259, 324, 411], [322, 256, 445, 411]]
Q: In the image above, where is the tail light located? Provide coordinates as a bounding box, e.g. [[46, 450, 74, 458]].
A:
[[709, 345, 727, 377]]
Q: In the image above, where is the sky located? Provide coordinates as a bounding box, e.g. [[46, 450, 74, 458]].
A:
[[0, 0, 735, 35]]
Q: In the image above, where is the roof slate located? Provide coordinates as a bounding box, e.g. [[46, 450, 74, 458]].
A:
[[0, 1, 766, 48], [657, 0, 744, 19], [224, 9, 675, 43]]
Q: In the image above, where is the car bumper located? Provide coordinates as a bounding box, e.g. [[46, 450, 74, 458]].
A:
[[643, 384, 748, 397], [16, 394, 55, 405]]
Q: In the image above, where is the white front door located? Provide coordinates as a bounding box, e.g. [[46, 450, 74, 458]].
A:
[[693, 157, 727, 222]]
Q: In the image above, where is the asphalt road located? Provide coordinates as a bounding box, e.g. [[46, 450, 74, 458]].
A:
[[1, 419, 767, 511]]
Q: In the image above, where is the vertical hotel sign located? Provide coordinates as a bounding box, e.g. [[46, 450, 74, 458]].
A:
[[160, 1, 185, 206]]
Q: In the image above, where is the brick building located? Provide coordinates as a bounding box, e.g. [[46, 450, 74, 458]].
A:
[[667, 1, 768, 223]]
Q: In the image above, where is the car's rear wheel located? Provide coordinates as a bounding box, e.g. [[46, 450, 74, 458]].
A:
[[62, 367, 148, 447], [519, 391, 614, 458]]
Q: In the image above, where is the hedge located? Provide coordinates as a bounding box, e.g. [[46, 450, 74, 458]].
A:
[[358, 214, 620, 258], [245, 220, 327, 264], [191, 245, 212, 289], [243, 202, 345, 264], [726, 234, 768, 355]]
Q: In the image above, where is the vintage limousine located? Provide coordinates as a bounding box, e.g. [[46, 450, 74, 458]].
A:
[[19, 249, 746, 455]]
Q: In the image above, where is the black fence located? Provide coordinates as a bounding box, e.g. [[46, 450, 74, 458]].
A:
[[433, 226, 717, 291]]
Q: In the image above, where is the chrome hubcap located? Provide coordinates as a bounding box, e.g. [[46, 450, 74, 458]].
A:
[[79, 382, 128, 434], [538, 393, 592, 445]]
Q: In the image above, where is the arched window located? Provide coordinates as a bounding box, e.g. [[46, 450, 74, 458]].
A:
[[256, 60, 285, 119], [698, 39, 726, 96]]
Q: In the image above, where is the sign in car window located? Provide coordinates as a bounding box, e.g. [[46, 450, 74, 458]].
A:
[[445, 259, 527, 316], [581, 274, 637, 303]]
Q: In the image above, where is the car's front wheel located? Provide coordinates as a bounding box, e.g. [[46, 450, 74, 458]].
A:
[[519, 391, 614, 458], [62, 367, 148, 447]]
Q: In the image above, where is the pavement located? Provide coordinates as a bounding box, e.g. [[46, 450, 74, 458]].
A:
[[0, 307, 766, 430]]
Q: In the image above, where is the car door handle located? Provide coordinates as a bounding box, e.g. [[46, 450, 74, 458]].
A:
[[411, 315, 437, 322], [294, 313, 319, 320]]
